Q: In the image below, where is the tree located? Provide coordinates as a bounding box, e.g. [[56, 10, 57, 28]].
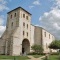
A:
[[31, 44, 43, 54], [49, 40, 60, 60], [49, 40, 60, 49]]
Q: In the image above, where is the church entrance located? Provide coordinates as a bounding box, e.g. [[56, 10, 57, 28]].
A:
[[22, 39, 30, 54]]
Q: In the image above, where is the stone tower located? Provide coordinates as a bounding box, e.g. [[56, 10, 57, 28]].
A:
[[6, 7, 31, 55]]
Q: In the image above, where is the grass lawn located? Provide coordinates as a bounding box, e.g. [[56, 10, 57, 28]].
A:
[[0, 55, 30, 60], [49, 55, 59, 60], [43, 55, 59, 60]]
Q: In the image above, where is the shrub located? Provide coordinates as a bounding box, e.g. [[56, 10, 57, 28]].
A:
[[50, 52, 59, 55], [31, 45, 43, 54]]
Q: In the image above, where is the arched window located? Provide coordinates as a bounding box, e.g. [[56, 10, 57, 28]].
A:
[[27, 24, 28, 29], [27, 32, 28, 36], [44, 32, 46, 37], [23, 22, 25, 27], [23, 14, 25, 18], [46, 43, 48, 49], [26, 16, 28, 20], [11, 22, 13, 27], [11, 15, 12, 19], [14, 13, 16, 17], [23, 31, 25, 36]]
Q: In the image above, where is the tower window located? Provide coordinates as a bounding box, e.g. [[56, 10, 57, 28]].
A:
[[46, 43, 48, 49], [23, 31, 25, 36], [26, 16, 28, 20], [44, 32, 46, 37], [23, 14, 25, 18], [23, 22, 25, 27], [14, 13, 16, 17], [27, 32, 28, 36], [27, 24, 28, 29], [11, 22, 13, 27], [11, 15, 12, 19]]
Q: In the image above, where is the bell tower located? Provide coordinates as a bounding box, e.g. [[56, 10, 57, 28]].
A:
[[6, 7, 31, 55]]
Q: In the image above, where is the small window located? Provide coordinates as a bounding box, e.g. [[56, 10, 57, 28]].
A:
[[27, 32, 28, 36], [49, 34, 50, 39], [14, 13, 16, 17], [23, 31, 24, 36], [46, 43, 48, 49], [23, 14, 25, 18], [27, 24, 28, 29], [26, 16, 28, 20], [23, 22, 25, 27], [11, 22, 13, 27], [11, 15, 12, 19], [44, 32, 46, 37]]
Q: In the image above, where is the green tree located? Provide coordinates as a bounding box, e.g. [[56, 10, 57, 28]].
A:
[[49, 40, 60, 60], [49, 40, 60, 49], [31, 44, 43, 54]]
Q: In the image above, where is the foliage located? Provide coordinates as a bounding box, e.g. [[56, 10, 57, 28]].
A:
[[49, 40, 60, 49], [31, 44, 43, 54], [50, 52, 59, 55]]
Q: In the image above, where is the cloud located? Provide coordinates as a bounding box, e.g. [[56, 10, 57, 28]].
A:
[[0, 26, 6, 37], [0, 15, 5, 25], [33, 0, 40, 5], [39, 8, 60, 39], [39, 0, 60, 40], [0, 0, 9, 37], [0, 15, 6, 37], [35, 24, 40, 27], [29, 6, 34, 9], [0, 0, 9, 11], [29, 0, 40, 9]]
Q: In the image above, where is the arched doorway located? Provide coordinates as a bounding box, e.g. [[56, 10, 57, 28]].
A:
[[22, 39, 30, 54]]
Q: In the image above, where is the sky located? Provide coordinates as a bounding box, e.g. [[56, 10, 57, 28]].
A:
[[0, 0, 60, 39]]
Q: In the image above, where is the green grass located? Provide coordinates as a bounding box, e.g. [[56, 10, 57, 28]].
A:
[[32, 55, 44, 58], [49, 55, 59, 60], [0, 55, 30, 60], [43, 55, 59, 60]]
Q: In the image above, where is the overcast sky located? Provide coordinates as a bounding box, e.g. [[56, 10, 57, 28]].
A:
[[0, 0, 60, 39]]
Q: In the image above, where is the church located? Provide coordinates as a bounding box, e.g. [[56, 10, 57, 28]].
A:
[[0, 7, 56, 56]]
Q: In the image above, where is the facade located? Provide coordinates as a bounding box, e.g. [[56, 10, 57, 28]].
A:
[[0, 7, 56, 56]]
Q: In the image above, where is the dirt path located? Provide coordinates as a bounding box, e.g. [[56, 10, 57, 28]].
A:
[[27, 55, 45, 60]]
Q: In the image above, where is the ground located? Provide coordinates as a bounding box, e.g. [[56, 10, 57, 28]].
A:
[[0, 55, 59, 60], [0, 55, 30, 60], [43, 55, 59, 60], [49, 55, 59, 60]]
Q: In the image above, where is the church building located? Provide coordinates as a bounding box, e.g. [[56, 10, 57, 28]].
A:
[[0, 7, 56, 56]]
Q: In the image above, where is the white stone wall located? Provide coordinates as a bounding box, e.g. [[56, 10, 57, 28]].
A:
[[34, 26, 42, 45], [19, 8, 31, 40], [6, 8, 20, 35], [30, 25, 35, 52], [11, 8, 31, 55], [0, 39, 5, 54], [42, 29, 55, 53]]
